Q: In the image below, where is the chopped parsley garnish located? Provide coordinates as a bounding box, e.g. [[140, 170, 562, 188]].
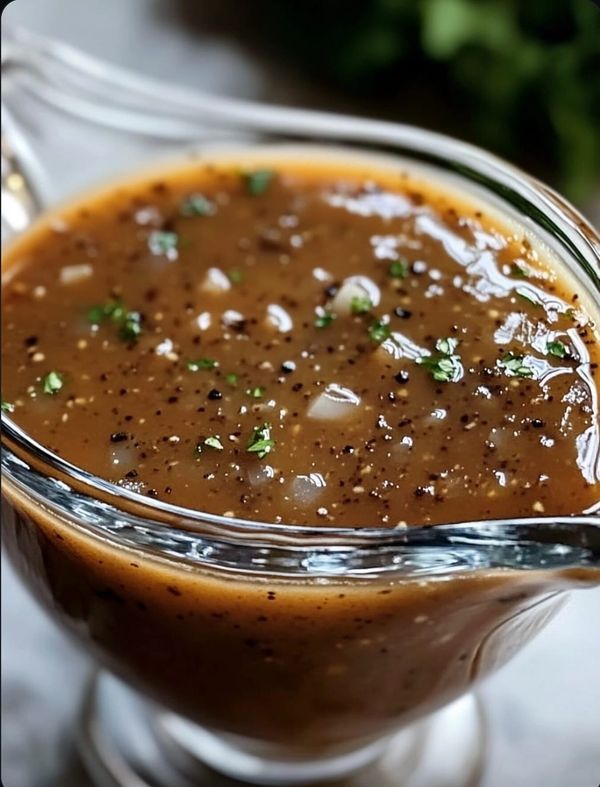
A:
[[247, 386, 265, 399], [1, 400, 15, 413], [88, 300, 143, 343], [148, 230, 178, 259], [180, 194, 213, 217], [498, 352, 534, 378], [243, 170, 274, 196], [510, 262, 529, 278], [388, 260, 408, 279], [314, 310, 336, 329], [87, 300, 123, 325], [547, 340, 568, 359], [417, 337, 463, 382], [435, 337, 460, 356], [565, 308, 578, 322], [85, 304, 104, 324], [119, 311, 142, 342], [197, 436, 224, 452], [350, 295, 373, 315], [42, 371, 64, 395], [228, 268, 244, 284], [368, 319, 391, 345], [418, 355, 462, 382], [187, 358, 218, 371], [225, 373, 238, 386], [246, 422, 276, 459]]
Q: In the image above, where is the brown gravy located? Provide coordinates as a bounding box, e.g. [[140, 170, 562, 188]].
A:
[[2, 157, 599, 751], [2, 160, 598, 525]]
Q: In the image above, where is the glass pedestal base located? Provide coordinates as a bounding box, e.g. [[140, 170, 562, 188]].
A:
[[77, 671, 487, 787]]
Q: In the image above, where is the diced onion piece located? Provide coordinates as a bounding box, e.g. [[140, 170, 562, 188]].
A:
[[195, 312, 211, 330], [59, 264, 93, 285], [135, 206, 162, 226], [330, 276, 380, 315], [307, 383, 361, 420], [313, 267, 332, 282], [290, 473, 327, 505], [266, 304, 293, 333], [222, 309, 245, 328], [155, 337, 178, 361], [201, 267, 231, 294]]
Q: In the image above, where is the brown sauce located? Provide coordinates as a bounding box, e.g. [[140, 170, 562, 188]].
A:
[[0, 480, 581, 748], [2, 157, 599, 752], [2, 161, 598, 525]]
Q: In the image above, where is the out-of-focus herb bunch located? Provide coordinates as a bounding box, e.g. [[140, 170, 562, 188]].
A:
[[261, 0, 600, 200]]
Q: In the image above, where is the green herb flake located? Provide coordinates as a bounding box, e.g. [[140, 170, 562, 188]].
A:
[[498, 352, 534, 378], [435, 337, 460, 356], [247, 386, 265, 399], [87, 304, 109, 325], [1, 400, 15, 413], [417, 354, 463, 382], [87, 300, 124, 325], [243, 169, 274, 197], [416, 337, 463, 382], [87, 300, 143, 343], [225, 373, 238, 387], [148, 230, 178, 259], [119, 312, 142, 343], [180, 194, 213, 217], [42, 371, 64, 395], [388, 260, 409, 279], [197, 436, 224, 453], [228, 268, 244, 285], [547, 340, 568, 359], [246, 422, 276, 459], [314, 310, 336, 329], [565, 308, 578, 323], [187, 358, 218, 372], [368, 319, 391, 345], [510, 262, 529, 278], [350, 295, 373, 315]]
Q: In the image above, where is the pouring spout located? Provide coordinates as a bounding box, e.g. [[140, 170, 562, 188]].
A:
[[398, 516, 600, 582]]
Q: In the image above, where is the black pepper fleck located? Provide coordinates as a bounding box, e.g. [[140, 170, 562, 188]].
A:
[[110, 432, 128, 443]]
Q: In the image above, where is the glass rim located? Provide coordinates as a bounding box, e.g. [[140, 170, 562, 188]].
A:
[[2, 34, 599, 558]]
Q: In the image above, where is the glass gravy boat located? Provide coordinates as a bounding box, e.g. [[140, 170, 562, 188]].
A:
[[2, 27, 599, 787]]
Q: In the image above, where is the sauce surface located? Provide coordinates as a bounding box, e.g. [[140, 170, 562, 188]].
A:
[[2, 161, 599, 526]]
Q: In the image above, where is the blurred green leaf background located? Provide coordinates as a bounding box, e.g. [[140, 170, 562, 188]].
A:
[[256, 0, 600, 201]]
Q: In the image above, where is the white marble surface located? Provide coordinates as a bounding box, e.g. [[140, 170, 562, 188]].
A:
[[2, 2, 600, 786]]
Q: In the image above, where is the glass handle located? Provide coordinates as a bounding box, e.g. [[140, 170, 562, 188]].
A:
[[0, 25, 458, 235], [0, 27, 503, 176], [1, 26, 260, 218], [1, 129, 42, 239], [3, 24, 598, 274], [1, 27, 248, 141]]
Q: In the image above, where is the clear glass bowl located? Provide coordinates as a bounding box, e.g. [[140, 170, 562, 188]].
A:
[[2, 27, 599, 787]]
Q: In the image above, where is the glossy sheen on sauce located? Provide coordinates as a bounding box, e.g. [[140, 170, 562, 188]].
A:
[[2, 162, 599, 526]]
